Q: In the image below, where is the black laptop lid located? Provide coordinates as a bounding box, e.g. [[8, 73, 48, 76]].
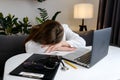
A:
[[89, 27, 111, 67]]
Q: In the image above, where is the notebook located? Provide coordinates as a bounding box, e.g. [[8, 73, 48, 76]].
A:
[[9, 54, 61, 80], [63, 27, 111, 68]]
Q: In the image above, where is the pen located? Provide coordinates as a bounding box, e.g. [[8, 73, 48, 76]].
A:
[[63, 60, 77, 69]]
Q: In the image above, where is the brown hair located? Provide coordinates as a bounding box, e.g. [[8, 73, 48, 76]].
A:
[[25, 20, 64, 45]]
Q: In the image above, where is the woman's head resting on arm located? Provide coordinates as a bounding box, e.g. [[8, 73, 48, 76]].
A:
[[25, 20, 64, 45]]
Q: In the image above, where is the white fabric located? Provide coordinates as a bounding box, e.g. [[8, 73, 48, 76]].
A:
[[25, 24, 86, 54]]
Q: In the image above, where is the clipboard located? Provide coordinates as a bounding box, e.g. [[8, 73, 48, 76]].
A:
[[9, 54, 61, 80]]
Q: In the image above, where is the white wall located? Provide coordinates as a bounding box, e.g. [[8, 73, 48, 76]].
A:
[[0, 0, 99, 31]]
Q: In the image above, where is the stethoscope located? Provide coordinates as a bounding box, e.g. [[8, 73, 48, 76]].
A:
[[60, 60, 69, 71], [53, 53, 69, 71]]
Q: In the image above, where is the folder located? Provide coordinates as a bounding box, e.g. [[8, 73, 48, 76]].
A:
[[9, 54, 61, 80]]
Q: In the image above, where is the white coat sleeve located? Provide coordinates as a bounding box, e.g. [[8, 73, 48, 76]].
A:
[[62, 24, 86, 48], [25, 40, 46, 54]]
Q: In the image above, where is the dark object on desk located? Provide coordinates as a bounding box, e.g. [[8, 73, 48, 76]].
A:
[[9, 54, 61, 80], [23, 55, 60, 70]]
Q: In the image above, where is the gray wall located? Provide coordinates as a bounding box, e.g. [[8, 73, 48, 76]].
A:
[[0, 0, 99, 31]]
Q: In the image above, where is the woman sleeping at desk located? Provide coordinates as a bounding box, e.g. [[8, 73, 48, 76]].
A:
[[24, 20, 86, 54]]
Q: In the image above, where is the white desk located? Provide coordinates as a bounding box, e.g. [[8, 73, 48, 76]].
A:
[[3, 46, 120, 80]]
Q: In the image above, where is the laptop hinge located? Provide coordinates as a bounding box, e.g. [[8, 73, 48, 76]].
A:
[[74, 60, 90, 68]]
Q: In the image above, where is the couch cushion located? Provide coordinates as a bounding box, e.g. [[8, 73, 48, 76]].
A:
[[75, 30, 94, 46], [0, 35, 27, 77], [0, 77, 2, 80]]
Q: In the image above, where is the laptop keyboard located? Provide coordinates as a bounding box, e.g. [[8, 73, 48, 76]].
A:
[[74, 52, 91, 64]]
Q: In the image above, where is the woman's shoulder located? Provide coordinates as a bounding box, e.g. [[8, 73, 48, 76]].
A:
[[25, 40, 40, 46], [26, 40, 34, 44], [61, 24, 71, 30], [61, 24, 69, 28]]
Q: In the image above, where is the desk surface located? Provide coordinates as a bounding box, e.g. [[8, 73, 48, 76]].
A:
[[3, 46, 120, 80]]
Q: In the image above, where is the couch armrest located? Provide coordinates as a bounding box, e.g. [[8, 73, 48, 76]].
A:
[[0, 35, 27, 77], [75, 30, 94, 46]]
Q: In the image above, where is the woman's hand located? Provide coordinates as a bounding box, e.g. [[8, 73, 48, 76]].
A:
[[44, 41, 76, 53]]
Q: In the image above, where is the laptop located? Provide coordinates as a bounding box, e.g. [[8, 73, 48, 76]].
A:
[[63, 27, 111, 68]]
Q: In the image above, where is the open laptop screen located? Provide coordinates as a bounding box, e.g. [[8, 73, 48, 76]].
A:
[[63, 27, 111, 68]]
